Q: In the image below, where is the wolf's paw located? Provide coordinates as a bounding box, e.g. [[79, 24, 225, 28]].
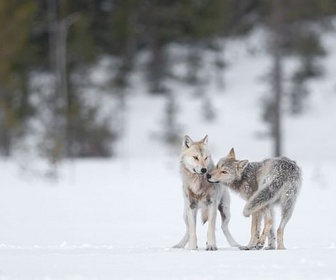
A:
[[172, 244, 184, 249], [188, 244, 198, 250], [239, 246, 252, 251], [255, 243, 264, 250], [264, 245, 276, 250], [231, 242, 241, 248], [206, 244, 218, 251]]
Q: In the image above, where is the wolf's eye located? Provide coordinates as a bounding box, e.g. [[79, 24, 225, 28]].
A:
[[221, 170, 228, 174], [193, 156, 199, 161], [204, 157, 208, 161]]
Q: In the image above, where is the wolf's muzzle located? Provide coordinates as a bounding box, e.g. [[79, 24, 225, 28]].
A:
[[206, 174, 219, 183]]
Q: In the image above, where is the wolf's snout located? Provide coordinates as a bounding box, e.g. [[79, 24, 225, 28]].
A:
[[201, 168, 207, 174], [206, 174, 211, 179]]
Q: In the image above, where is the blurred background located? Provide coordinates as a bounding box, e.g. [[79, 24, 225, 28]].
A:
[[1, 0, 336, 173], [2, 2, 336, 277]]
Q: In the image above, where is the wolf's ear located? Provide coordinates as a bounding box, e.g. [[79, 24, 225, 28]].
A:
[[238, 160, 249, 171], [201, 135, 208, 145], [228, 148, 236, 159], [183, 135, 193, 149]]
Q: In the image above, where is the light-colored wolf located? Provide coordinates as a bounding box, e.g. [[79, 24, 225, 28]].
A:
[[173, 135, 240, 250], [207, 148, 301, 250]]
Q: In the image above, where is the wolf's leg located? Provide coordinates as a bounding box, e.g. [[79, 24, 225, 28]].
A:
[[265, 208, 276, 250], [257, 208, 273, 249], [218, 202, 240, 247], [277, 201, 295, 250], [187, 206, 198, 250], [206, 203, 217, 250], [173, 210, 189, 248], [240, 212, 261, 250], [173, 232, 189, 248]]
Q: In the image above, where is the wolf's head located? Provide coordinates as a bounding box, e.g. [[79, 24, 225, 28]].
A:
[[180, 135, 212, 175], [207, 148, 249, 184]]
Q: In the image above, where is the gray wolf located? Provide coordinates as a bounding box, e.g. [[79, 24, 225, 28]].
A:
[[173, 135, 239, 250], [207, 148, 301, 250]]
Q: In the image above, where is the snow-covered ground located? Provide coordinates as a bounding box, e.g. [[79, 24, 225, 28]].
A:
[[1, 159, 336, 280], [1, 33, 336, 279]]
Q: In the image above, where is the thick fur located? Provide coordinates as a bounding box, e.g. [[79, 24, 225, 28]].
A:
[[173, 136, 239, 250], [207, 148, 302, 250]]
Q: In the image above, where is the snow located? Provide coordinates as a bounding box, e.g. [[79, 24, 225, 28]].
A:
[[1, 159, 336, 279], [1, 33, 336, 279]]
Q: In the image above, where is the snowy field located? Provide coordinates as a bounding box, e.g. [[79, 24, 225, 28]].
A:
[[1, 34, 336, 279], [1, 159, 336, 280]]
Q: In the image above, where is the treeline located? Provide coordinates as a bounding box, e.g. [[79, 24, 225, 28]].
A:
[[1, 0, 336, 163]]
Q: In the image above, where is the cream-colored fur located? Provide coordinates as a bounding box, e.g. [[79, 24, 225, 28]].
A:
[[173, 135, 239, 250]]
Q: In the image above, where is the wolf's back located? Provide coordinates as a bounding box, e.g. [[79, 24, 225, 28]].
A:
[[243, 157, 301, 216]]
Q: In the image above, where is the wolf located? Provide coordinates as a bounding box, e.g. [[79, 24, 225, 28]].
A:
[[173, 135, 239, 250], [207, 148, 301, 250]]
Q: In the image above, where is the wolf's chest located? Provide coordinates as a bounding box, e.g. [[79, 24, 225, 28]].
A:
[[188, 188, 212, 200], [187, 189, 213, 208], [186, 181, 214, 208]]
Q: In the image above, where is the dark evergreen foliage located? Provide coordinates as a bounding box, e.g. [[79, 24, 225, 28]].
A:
[[0, 0, 336, 160]]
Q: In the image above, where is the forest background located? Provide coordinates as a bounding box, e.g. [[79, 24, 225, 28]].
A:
[[1, 0, 336, 171]]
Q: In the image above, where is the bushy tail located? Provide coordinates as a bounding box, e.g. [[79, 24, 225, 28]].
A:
[[243, 180, 285, 217], [202, 208, 208, 224]]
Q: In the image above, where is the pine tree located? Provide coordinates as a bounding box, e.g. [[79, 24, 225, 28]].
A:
[[252, 0, 336, 156], [0, 1, 37, 156]]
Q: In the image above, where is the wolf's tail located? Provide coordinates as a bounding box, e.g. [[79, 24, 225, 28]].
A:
[[243, 180, 285, 217], [202, 208, 208, 224]]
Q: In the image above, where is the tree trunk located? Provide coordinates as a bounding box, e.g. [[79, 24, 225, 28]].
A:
[[0, 121, 11, 157], [271, 0, 284, 157]]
